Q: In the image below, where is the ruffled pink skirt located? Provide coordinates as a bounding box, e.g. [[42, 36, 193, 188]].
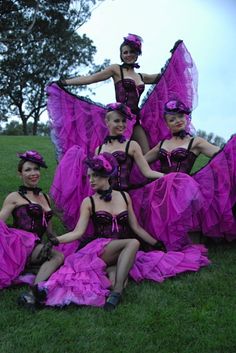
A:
[[130, 172, 204, 251], [39, 238, 209, 307], [0, 220, 38, 289]]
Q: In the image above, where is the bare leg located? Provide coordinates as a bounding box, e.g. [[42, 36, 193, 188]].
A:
[[30, 245, 64, 284], [102, 239, 139, 294], [18, 246, 64, 308], [106, 266, 116, 289], [107, 266, 129, 289], [131, 124, 150, 154]]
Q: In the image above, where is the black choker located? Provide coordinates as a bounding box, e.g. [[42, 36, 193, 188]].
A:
[[19, 185, 42, 195], [97, 187, 113, 202], [173, 130, 191, 139], [121, 63, 140, 69], [104, 135, 126, 144]]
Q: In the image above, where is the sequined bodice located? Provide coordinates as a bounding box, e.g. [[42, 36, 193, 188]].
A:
[[12, 194, 53, 238], [159, 140, 197, 174], [92, 210, 129, 238], [114, 67, 145, 115]]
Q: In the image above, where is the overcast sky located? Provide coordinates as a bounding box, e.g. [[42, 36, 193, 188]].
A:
[[72, 0, 236, 141]]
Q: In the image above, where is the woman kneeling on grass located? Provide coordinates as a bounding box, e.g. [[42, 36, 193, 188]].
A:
[[0, 150, 64, 308]]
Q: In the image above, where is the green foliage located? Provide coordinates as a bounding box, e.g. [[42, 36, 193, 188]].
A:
[[0, 137, 236, 353], [197, 129, 225, 148], [1, 120, 50, 135], [0, 0, 107, 135]]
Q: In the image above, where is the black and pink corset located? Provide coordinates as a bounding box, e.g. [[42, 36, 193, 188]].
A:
[[78, 210, 130, 249], [159, 147, 197, 174], [110, 150, 133, 191], [12, 203, 53, 238], [92, 210, 129, 238], [115, 80, 144, 115]]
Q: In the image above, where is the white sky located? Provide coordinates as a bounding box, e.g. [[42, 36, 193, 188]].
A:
[[70, 0, 236, 141]]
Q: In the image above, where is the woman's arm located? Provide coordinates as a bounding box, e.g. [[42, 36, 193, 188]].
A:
[[142, 73, 161, 84], [126, 193, 157, 246], [0, 193, 18, 222], [62, 64, 118, 86], [193, 137, 220, 158], [56, 198, 91, 243], [145, 143, 161, 163], [130, 141, 164, 179]]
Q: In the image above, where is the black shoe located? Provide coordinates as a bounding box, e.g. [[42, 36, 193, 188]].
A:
[[17, 291, 36, 311], [31, 285, 47, 306], [104, 292, 121, 312]]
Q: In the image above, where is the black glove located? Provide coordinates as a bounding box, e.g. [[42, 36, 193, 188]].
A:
[[153, 240, 166, 252], [47, 233, 60, 246], [57, 78, 68, 87], [35, 242, 53, 264]]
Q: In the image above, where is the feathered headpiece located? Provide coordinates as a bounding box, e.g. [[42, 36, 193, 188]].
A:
[[17, 150, 47, 168], [164, 100, 192, 115], [85, 153, 118, 178], [122, 33, 143, 55], [106, 102, 134, 120]]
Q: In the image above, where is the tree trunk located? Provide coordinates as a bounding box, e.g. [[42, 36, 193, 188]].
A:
[[33, 117, 38, 135], [22, 118, 28, 135]]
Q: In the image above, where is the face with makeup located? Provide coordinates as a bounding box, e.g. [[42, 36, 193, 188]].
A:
[[19, 161, 41, 188], [165, 113, 188, 134], [105, 111, 127, 136], [120, 44, 139, 64], [87, 168, 109, 191]]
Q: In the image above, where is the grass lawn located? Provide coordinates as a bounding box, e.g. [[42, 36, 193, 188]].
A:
[[0, 136, 236, 353]]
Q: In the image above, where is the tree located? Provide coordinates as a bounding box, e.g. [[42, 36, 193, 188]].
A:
[[197, 129, 225, 147], [0, 0, 107, 135], [1, 120, 50, 136]]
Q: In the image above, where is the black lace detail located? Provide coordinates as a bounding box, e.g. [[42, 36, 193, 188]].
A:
[[19, 185, 42, 195], [121, 63, 140, 69], [97, 187, 113, 202], [104, 135, 126, 144], [173, 130, 191, 139]]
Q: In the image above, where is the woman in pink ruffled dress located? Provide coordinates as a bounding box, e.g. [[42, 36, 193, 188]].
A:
[[40, 153, 209, 310], [0, 151, 64, 308], [48, 34, 197, 158], [143, 99, 236, 243]]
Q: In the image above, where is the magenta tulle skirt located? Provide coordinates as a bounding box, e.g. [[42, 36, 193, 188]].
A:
[[47, 41, 198, 160], [39, 238, 209, 308], [47, 85, 135, 160], [192, 134, 236, 241], [0, 220, 38, 289], [130, 172, 204, 251]]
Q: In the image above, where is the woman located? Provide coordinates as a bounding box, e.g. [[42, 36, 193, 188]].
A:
[[40, 153, 209, 311], [143, 99, 236, 242], [0, 150, 64, 307], [47, 35, 197, 158]]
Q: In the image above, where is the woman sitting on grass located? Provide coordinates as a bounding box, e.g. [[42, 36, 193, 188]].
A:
[[39, 153, 209, 311], [0, 150, 64, 308]]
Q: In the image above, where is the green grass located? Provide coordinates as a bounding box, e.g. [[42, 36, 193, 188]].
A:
[[0, 136, 236, 353]]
